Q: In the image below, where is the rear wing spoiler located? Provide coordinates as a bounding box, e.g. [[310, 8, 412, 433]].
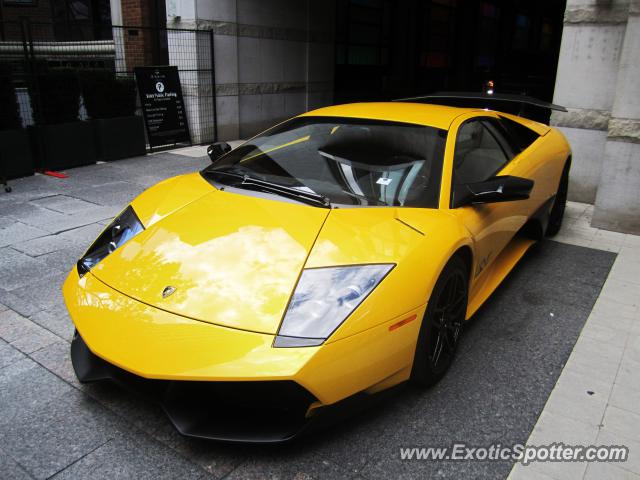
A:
[[393, 92, 567, 123]]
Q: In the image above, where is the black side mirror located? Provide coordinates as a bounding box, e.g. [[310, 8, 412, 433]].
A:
[[207, 142, 232, 162], [453, 175, 534, 208]]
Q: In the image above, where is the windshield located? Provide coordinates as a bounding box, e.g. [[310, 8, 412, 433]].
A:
[[203, 116, 447, 208]]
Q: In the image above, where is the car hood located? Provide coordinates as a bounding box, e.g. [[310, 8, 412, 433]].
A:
[[89, 188, 329, 334]]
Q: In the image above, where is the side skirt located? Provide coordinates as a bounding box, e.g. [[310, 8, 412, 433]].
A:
[[465, 235, 536, 319]]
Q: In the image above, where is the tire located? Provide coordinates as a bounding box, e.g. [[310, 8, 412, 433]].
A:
[[410, 255, 468, 387], [546, 161, 570, 237]]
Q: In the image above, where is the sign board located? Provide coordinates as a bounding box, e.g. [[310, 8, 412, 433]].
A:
[[134, 66, 191, 149]]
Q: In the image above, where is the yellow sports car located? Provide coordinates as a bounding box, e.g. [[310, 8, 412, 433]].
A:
[[63, 94, 571, 442]]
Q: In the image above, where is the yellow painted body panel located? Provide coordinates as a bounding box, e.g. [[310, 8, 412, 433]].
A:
[[91, 187, 328, 334], [305, 207, 470, 342], [301, 102, 471, 130], [440, 111, 569, 312], [62, 102, 572, 407], [63, 267, 425, 404], [466, 236, 535, 317], [130, 172, 214, 228]]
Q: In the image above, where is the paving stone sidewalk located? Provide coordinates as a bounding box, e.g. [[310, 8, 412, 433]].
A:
[[509, 202, 640, 480], [1, 147, 639, 479], [0, 149, 363, 480]]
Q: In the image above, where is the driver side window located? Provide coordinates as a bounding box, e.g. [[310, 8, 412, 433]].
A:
[[453, 120, 509, 185]]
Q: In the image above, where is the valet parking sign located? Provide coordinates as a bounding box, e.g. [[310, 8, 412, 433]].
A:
[[134, 66, 191, 149]]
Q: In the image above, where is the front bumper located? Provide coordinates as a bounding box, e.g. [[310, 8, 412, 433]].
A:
[[72, 331, 403, 442], [63, 268, 425, 441], [72, 332, 318, 442]]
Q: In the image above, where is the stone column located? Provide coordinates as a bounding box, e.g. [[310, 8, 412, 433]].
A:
[[551, 0, 629, 204], [110, 0, 122, 25], [234, 0, 334, 139], [592, 0, 640, 233]]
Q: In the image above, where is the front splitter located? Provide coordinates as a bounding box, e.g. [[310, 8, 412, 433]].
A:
[[70, 332, 397, 443]]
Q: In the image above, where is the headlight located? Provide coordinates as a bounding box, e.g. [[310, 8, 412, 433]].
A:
[[77, 206, 144, 276], [274, 264, 394, 347]]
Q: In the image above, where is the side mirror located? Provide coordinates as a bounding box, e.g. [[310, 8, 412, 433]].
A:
[[207, 142, 232, 162], [452, 175, 534, 208]]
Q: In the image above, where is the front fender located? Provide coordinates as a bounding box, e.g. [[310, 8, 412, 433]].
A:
[[304, 207, 472, 343]]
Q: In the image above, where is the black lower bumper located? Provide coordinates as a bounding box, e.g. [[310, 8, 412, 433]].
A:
[[71, 332, 394, 443]]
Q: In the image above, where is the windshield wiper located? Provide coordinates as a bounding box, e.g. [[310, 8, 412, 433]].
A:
[[206, 169, 331, 208], [340, 190, 387, 206]]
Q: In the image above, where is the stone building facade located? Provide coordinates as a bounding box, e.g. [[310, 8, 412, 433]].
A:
[[2, 0, 639, 233], [166, 0, 335, 141], [552, 0, 640, 233]]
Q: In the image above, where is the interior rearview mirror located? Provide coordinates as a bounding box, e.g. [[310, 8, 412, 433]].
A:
[[207, 142, 232, 162], [453, 175, 534, 208]]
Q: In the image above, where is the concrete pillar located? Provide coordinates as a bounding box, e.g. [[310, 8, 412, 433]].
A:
[[109, 0, 127, 74], [592, 1, 640, 233], [165, 0, 239, 142], [110, 0, 123, 25], [234, 0, 335, 139], [167, 0, 334, 142], [551, 0, 629, 204], [306, 0, 335, 111]]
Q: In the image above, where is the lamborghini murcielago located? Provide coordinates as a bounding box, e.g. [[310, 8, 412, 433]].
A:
[[64, 94, 571, 442]]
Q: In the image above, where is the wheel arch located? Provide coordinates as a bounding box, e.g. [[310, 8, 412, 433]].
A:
[[410, 242, 471, 387], [451, 245, 473, 282], [519, 152, 573, 240]]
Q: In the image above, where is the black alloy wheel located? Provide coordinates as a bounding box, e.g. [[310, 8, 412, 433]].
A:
[[411, 255, 468, 386]]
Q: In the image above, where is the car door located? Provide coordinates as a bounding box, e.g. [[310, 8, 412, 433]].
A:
[[448, 116, 530, 284]]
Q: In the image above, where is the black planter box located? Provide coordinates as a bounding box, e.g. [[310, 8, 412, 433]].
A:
[[40, 121, 96, 171], [0, 128, 35, 180], [93, 116, 146, 161]]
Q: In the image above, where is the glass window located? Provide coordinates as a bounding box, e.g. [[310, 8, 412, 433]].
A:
[[351, 4, 381, 24], [482, 118, 515, 160], [204, 117, 447, 208], [349, 23, 381, 45], [51, 0, 113, 40], [513, 13, 532, 50], [335, 0, 392, 66], [540, 20, 553, 51], [348, 45, 380, 65], [498, 116, 540, 153], [476, 2, 499, 67], [453, 120, 509, 185]]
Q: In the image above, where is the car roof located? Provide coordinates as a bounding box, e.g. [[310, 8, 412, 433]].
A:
[[300, 102, 478, 130]]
